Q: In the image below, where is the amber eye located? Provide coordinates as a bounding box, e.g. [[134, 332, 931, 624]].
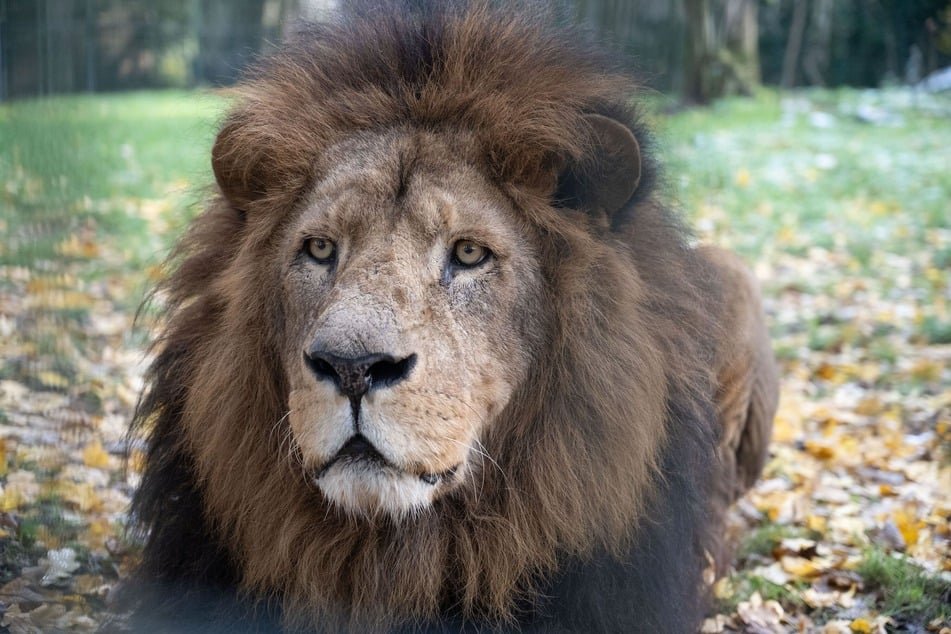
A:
[[305, 237, 336, 263], [452, 240, 490, 267]]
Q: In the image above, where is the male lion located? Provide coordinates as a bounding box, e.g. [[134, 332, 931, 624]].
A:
[[128, 1, 778, 632]]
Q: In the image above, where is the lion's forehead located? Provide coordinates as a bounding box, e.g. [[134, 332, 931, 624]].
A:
[[295, 129, 515, 248]]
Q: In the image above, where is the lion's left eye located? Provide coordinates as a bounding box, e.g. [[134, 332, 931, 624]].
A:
[[305, 237, 336, 263], [452, 240, 490, 268]]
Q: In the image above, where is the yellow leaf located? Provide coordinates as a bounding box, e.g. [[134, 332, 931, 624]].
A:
[[712, 577, 733, 600], [776, 226, 796, 244], [2, 471, 40, 510], [816, 363, 838, 381], [893, 509, 922, 546], [780, 555, 825, 579], [854, 396, 884, 417], [806, 514, 827, 533], [735, 168, 751, 188], [753, 490, 796, 523], [82, 441, 110, 469], [771, 414, 799, 443], [850, 618, 872, 633], [56, 234, 100, 259], [910, 360, 941, 382], [805, 438, 837, 460], [37, 371, 69, 389], [821, 417, 839, 436], [84, 518, 113, 549], [925, 267, 943, 285], [56, 481, 102, 513], [0, 489, 22, 512]]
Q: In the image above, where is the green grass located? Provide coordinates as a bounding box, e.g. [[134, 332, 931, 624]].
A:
[[0, 90, 225, 273], [858, 548, 951, 620], [713, 572, 808, 616], [651, 89, 951, 267], [735, 522, 810, 564], [0, 90, 222, 200]]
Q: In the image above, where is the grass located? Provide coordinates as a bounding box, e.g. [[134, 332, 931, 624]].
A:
[[858, 548, 951, 620], [712, 523, 814, 615], [0, 90, 221, 201], [0, 91, 225, 274], [713, 573, 808, 616], [735, 522, 811, 564], [718, 530, 951, 622], [650, 89, 951, 267]]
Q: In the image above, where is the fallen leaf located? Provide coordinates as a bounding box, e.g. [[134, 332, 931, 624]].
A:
[[40, 548, 81, 587], [736, 592, 786, 633], [81, 441, 110, 469]]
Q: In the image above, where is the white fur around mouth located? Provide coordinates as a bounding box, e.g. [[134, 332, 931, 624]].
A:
[[315, 461, 437, 517]]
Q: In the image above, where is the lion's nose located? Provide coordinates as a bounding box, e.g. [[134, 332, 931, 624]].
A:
[[305, 349, 417, 399]]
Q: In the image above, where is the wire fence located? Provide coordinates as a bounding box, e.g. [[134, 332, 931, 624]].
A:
[[1, 0, 948, 102], [0, 0, 299, 100]]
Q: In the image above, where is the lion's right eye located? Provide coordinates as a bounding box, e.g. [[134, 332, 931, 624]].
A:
[[452, 240, 490, 268], [305, 238, 336, 263]]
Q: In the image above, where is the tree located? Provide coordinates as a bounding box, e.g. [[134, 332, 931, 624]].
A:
[[682, 0, 760, 104]]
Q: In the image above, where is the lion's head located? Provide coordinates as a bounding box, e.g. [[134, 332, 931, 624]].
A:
[[277, 131, 546, 516], [133, 1, 720, 629]]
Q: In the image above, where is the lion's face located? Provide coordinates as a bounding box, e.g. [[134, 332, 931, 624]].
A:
[[280, 129, 544, 517]]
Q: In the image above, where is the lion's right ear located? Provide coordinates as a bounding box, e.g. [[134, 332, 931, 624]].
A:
[[211, 119, 268, 212], [554, 114, 642, 224]]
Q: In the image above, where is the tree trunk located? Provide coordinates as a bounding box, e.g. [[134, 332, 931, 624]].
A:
[[802, 0, 833, 87], [781, 0, 809, 89], [722, 0, 760, 93], [683, 0, 715, 104], [683, 0, 760, 104]]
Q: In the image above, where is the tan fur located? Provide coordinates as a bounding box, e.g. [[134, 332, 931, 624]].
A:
[[135, 2, 777, 631], [703, 247, 779, 514], [702, 247, 779, 494]]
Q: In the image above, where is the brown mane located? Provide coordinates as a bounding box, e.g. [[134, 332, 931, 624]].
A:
[[131, 1, 724, 630]]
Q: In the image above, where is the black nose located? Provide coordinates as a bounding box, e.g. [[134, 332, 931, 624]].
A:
[[305, 349, 417, 399]]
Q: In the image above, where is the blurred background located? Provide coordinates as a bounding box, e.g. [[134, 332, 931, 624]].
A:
[[0, 1, 949, 632], [1, 0, 950, 100]]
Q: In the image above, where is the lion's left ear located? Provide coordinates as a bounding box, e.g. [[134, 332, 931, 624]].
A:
[[211, 119, 268, 212], [554, 114, 642, 222]]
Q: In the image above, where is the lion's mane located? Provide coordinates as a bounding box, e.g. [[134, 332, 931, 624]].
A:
[[130, 1, 726, 631]]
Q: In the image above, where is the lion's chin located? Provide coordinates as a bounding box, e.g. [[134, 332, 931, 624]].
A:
[[315, 462, 442, 518]]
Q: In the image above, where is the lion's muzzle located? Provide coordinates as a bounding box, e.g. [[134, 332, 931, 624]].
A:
[[304, 348, 417, 402], [314, 433, 458, 487]]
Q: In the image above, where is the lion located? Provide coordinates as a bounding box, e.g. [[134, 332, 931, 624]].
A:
[[126, 1, 778, 632]]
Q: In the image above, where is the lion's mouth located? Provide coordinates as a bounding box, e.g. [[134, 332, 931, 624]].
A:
[[314, 434, 458, 485]]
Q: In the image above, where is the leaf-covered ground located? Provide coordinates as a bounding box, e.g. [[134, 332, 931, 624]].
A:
[[1, 89, 949, 633]]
